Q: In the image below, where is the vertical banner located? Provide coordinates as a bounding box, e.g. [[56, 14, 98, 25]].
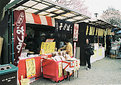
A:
[[73, 24, 79, 41], [86, 25, 89, 35], [14, 10, 26, 64], [73, 42, 76, 57]]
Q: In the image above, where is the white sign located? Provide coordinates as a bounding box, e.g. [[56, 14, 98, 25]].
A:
[[73, 24, 79, 41], [74, 42, 76, 57]]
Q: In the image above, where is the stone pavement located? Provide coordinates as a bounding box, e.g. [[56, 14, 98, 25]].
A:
[[30, 58, 121, 85]]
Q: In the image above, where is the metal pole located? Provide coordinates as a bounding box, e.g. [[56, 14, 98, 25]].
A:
[[11, 9, 14, 64]]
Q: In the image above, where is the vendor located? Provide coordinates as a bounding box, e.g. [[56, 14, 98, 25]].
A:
[[59, 40, 73, 57]]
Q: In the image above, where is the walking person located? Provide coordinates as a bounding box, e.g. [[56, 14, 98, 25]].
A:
[[85, 38, 93, 70]]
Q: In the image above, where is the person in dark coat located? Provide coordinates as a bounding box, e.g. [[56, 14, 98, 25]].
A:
[[85, 39, 92, 70]]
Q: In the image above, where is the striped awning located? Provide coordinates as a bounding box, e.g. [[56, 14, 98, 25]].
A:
[[25, 12, 55, 27]]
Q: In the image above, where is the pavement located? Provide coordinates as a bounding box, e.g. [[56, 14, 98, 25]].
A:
[[30, 58, 121, 85]]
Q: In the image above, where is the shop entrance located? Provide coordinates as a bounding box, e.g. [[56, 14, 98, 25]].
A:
[[24, 23, 56, 54]]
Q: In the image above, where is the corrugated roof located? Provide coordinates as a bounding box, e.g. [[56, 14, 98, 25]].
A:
[[87, 19, 116, 29], [5, 0, 90, 23]]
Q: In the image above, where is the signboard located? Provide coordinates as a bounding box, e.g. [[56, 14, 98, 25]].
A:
[[40, 42, 55, 54], [46, 39, 54, 42], [55, 19, 73, 33], [14, 10, 26, 64], [73, 24, 79, 41], [26, 58, 36, 78], [58, 62, 63, 78]]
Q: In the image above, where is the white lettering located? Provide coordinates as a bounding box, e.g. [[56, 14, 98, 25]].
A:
[[67, 25, 71, 31], [16, 12, 24, 27], [63, 24, 67, 30], [16, 26, 24, 53], [16, 26, 24, 35], [59, 23, 63, 30], [56, 22, 59, 30]]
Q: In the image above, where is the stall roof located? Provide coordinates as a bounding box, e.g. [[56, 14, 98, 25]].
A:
[[5, 0, 90, 23], [87, 19, 116, 29]]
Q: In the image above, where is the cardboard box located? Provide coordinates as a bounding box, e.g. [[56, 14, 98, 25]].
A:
[[110, 55, 116, 58], [0, 37, 3, 57]]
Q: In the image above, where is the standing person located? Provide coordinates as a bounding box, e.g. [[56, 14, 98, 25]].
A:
[[85, 39, 92, 70], [106, 36, 111, 57], [59, 40, 73, 57]]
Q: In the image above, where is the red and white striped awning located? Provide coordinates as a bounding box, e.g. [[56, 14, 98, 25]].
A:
[[25, 12, 55, 27]]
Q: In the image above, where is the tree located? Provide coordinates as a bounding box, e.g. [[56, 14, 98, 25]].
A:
[[101, 7, 121, 27], [50, 0, 90, 16]]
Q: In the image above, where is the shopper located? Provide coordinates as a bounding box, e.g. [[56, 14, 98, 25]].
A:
[[59, 40, 73, 57], [85, 38, 92, 70], [106, 36, 111, 57]]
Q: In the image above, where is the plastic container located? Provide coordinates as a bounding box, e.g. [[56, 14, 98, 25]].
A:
[[0, 64, 18, 85]]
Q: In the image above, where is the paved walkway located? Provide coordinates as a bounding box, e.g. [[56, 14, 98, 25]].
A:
[[31, 58, 121, 85]]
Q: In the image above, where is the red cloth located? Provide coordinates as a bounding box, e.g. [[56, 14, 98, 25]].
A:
[[18, 56, 41, 85], [42, 59, 64, 82], [41, 54, 52, 58], [48, 54, 52, 58], [34, 56, 42, 78], [18, 59, 26, 84]]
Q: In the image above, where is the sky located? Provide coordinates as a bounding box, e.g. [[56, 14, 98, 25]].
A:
[[84, 0, 121, 17], [10, 0, 121, 17]]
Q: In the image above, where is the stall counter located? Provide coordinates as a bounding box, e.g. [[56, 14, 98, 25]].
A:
[[91, 47, 105, 63]]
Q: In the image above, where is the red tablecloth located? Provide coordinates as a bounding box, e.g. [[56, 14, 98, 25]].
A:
[[18, 56, 42, 84], [17, 54, 52, 84], [42, 59, 64, 82]]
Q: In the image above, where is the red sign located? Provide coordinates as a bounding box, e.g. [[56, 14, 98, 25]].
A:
[[73, 24, 79, 41], [46, 39, 54, 42], [14, 10, 26, 64]]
